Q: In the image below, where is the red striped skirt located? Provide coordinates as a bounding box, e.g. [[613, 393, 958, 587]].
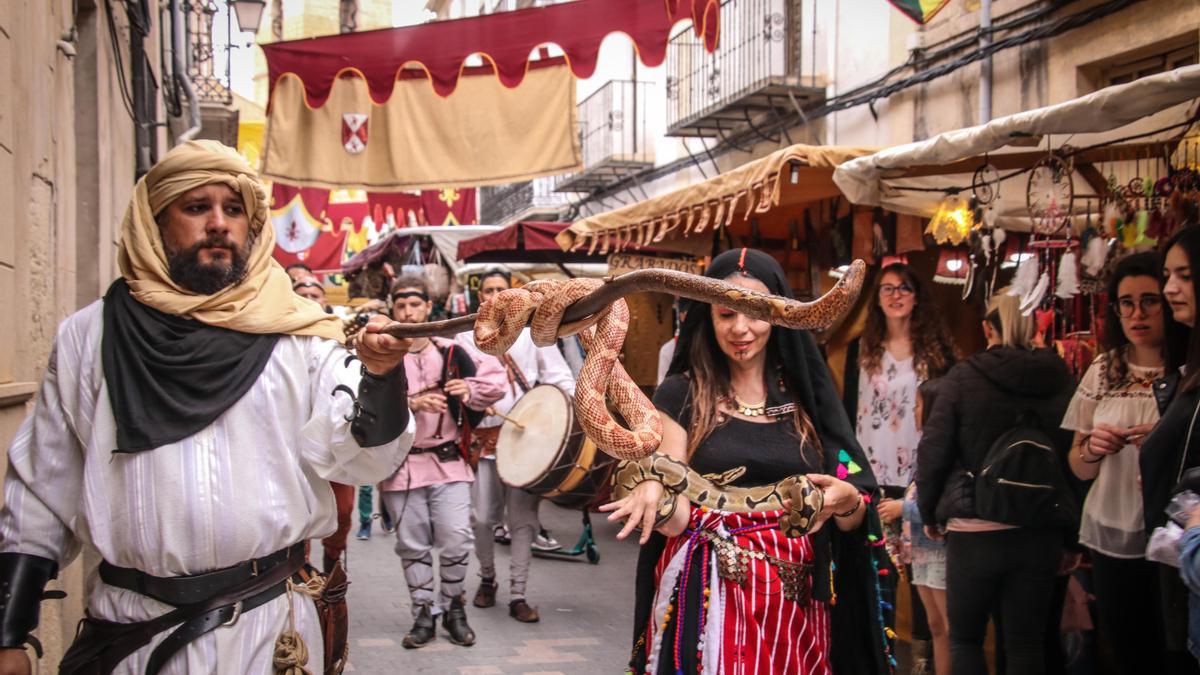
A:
[[639, 508, 831, 675]]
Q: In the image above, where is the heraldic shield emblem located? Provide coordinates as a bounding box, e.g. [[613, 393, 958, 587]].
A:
[[342, 113, 368, 154]]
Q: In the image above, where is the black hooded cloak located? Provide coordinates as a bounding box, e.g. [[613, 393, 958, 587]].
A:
[[629, 248, 894, 674]]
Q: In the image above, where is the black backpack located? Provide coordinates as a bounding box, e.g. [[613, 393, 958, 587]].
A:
[[969, 412, 1079, 528]]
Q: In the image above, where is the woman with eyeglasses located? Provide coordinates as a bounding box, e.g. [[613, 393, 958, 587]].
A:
[[850, 262, 957, 675], [1138, 225, 1200, 674], [1062, 251, 1181, 674]]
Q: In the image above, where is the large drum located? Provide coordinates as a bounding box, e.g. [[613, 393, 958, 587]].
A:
[[495, 384, 617, 510]]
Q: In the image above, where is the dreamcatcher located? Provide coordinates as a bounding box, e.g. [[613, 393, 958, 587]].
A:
[[995, 149, 1088, 365], [1026, 152, 1074, 237], [1097, 137, 1200, 252], [964, 163, 1005, 300]]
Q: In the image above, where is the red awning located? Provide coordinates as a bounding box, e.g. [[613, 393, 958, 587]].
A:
[[458, 220, 677, 265], [457, 221, 594, 264], [261, 0, 719, 104]]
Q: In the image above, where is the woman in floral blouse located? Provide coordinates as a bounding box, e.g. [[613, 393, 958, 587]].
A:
[[855, 262, 957, 675]]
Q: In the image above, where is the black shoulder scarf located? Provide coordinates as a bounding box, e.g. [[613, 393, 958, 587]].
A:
[[102, 279, 280, 453]]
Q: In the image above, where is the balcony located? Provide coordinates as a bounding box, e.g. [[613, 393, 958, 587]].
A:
[[479, 174, 582, 226], [665, 0, 823, 138], [556, 80, 654, 193]]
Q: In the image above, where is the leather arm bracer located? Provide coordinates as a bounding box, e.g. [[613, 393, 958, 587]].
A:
[[0, 553, 57, 649], [350, 365, 411, 447]]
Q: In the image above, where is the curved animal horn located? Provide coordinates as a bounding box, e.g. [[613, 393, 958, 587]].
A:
[[381, 259, 869, 339]]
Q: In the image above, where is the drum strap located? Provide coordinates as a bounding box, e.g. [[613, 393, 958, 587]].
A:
[[502, 354, 533, 395]]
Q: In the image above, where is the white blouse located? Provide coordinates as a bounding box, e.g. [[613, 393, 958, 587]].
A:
[[1061, 350, 1161, 559], [856, 351, 922, 488]]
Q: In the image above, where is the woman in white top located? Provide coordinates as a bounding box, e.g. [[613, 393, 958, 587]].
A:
[[854, 262, 957, 675], [1062, 251, 1181, 674]]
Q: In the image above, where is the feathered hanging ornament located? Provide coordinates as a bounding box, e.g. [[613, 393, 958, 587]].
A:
[[1020, 271, 1050, 316], [1102, 201, 1121, 238], [1055, 250, 1079, 299], [1009, 251, 1039, 298], [1081, 232, 1107, 276], [963, 253, 977, 300]]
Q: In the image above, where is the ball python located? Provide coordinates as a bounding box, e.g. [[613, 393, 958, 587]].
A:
[[381, 261, 867, 533], [610, 453, 828, 538]]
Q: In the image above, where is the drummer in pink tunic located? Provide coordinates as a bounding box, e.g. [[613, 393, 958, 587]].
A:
[[455, 269, 576, 624], [381, 274, 506, 650]]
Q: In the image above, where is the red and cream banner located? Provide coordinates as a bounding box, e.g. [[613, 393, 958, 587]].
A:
[[261, 63, 580, 191], [270, 183, 422, 271], [420, 188, 477, 226]]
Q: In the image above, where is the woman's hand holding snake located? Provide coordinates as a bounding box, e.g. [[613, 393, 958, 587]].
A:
[[600, 479, 670, 545], [806, 473, 863, 533]]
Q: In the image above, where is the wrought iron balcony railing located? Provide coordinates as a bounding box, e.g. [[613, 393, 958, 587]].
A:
[[665, 0, 821, 138], [479, 174, 580, 226], [184, 0, 233, 105], [556, 80, 654, 192]]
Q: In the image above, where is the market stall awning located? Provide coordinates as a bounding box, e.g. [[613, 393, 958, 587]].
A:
[[342, 225, 501, 276], [557, 144, 876, 255], [457, 220, 677, 264], [833, 66, 1200, 231], [260, 0, 717, 102], [457, 221, 588, 264]]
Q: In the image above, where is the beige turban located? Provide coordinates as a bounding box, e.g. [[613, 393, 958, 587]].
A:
[[117, 140, 344, 343]]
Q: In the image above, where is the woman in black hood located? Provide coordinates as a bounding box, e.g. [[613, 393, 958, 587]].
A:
[[613, 248, 892, 674]]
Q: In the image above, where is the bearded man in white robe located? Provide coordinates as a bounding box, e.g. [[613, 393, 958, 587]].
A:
[[0, 141, 414, 674]]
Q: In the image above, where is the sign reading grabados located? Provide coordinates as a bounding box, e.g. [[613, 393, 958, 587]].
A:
[[607, 253, 704, 277]]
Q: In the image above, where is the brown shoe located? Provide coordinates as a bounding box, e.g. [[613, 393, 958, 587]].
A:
[[473, 578, 497, 608], [508, 599, 540, 623]]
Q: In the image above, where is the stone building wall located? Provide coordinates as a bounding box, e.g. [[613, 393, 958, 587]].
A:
[[0, 0, 164, 667], [882, 0, 1200, 144]]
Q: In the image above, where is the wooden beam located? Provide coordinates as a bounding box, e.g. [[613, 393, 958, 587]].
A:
[[1076, 163, 1109, 199]]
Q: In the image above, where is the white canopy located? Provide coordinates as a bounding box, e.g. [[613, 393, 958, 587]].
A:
[[833, 66, 1200, 231], [453, 262, 609, 282]]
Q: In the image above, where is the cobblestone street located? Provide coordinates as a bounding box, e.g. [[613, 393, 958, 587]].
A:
[[338, 503, 639, 674]]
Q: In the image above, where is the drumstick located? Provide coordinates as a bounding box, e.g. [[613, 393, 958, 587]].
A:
[[487, 407, 525, 430]]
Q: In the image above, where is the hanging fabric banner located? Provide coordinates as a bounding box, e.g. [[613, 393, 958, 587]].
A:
[[270, 183, 421, 271], [262, 62, 580, 190], [421, 188, 477, 225], [259, 0, 719, 190], [260, 0, 718, 102]]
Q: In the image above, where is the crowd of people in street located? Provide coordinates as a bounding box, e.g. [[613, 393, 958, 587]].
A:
[[830, 230, 1200, 675], [5, 140, 1200, 675]]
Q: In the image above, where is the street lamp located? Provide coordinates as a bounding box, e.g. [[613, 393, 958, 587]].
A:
[[230, 0, 265, 34]]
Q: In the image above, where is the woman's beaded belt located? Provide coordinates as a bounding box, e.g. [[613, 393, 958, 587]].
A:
[[697, 529, 813, 604]]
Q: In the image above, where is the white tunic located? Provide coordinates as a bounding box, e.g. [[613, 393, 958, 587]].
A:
[[455, 328, 575, 428], [0, 300, 414, 673]]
